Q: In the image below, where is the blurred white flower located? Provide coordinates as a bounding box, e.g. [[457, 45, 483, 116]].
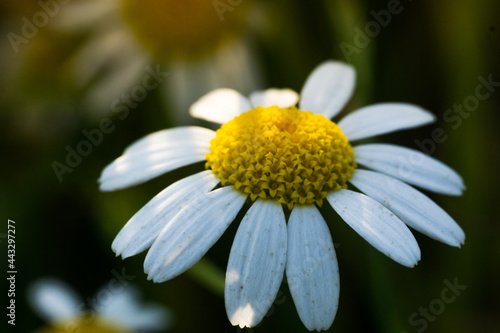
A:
[[55, 0, 262, 123], [29, 277, 171, 332]]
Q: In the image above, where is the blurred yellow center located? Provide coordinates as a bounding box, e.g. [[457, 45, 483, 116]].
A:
[[206, 106, 357, 209], [38, 318, 132, 333], [120, 0, 247, 61]]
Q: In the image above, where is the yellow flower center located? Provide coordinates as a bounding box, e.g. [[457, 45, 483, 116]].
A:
[[206, 106, 357, 209], [120, 0, 248, 61], [38, 318, 132, 333]]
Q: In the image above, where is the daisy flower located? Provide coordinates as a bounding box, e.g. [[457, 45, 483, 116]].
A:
[[28, 278, 171, 332], [55, 0, 261, 122], [99, 61, 465, 331]]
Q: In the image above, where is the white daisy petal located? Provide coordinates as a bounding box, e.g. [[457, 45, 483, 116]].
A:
[[249, 88, 299, 108], [286, 205, 339, 331], [144, 186, 246, 282], [349, 169, 465, 247], [28, 278, 80, 322], [124, 126, 215, 154], [353, 144, 465, 195], [190, 88, 253, 124], [99, 150, 207, 192], [338, 103, 436, 141], [225, 200, 287, 328], [112, 171, 220, 258], [327, 189, 420, 267], [99, 127, 214, 191], [97, 285, 171, 331], [299, 61, 355, 119]]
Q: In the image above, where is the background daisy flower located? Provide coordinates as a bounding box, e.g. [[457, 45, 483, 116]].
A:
[[28, 278, 172, 332], [53, 0, 262, 123], [99, 61, 465, 330]]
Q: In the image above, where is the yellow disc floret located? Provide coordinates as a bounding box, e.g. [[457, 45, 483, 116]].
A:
[[206, 106, 356, 209], [38, 318, 133, 333]]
